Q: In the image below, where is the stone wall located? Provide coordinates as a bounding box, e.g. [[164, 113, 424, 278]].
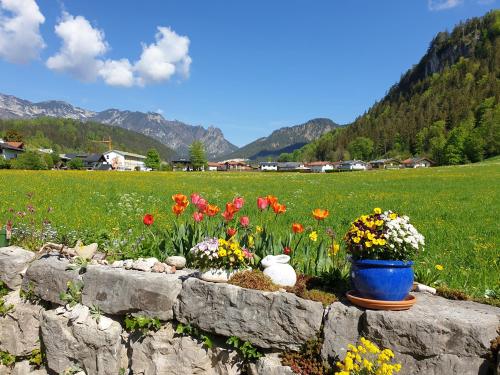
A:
[[0, 246, 499, 375]]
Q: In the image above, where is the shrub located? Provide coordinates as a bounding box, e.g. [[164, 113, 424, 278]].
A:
[[124, 315, 161, 335], [10, 151, 47, 170]]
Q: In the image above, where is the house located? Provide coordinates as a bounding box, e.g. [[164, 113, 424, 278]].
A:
[[102, 150, 148, 171], [222, 160, 252, 171], [368, 158, 401, 170], [338, 160, 368, 171], [306, 161, 336, 173], [83, 154, 105, 170], [277, 162, 309, 172], [259, 162, 278, 171], [207, 162, 221, 171], [401, 157, 434, 168], [0, 141, 24, 160]]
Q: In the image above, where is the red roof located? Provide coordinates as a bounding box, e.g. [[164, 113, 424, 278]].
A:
[[6, 141, 24, 149]]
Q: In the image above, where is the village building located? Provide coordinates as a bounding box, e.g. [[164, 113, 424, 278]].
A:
[[102, 150, 148, 171], [368, 158, 402, 169], [401, 157, 434, 168], [306, 161, 336, 173], [0, 141, 24, 160], [207, 162, 221, 171], [338, 160, 368, 171], [220, 160, 252, 171], [259, 162, 278, 171]]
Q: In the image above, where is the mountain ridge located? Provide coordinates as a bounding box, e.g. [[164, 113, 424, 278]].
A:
[[0, 93, 237, 159]]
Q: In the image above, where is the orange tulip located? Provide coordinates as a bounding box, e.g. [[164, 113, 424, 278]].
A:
[[272, 202, 286, 214], [172, 194, 189, 207], [205, 204, 220, 217], [312, 208, 329, 221], [172, 204, 186, 216], [292, 223, 304, 233], [266, 195, 278, 206]]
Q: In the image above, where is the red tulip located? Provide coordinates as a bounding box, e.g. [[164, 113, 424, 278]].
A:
[[221, 210, 235, 221], [196, 198, 207, 212], [191, 193, 201, 205], [193, 211, 204, 222], [227, 227, 237, 237], [205, 204, 220, 217], [143, 214, 154, 226], [283, 246, 291, 255], [233, 196, 245, 210], [226, 202, 238, 215], [239, 216, 250, 227], [266, 195, 278, 206], [292, 223, 304, 233], [272, 202, 286, 214], [257, 197, 268, 211]]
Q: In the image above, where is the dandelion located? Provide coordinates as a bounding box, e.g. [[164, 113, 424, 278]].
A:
[[435, 264, 444, 271]]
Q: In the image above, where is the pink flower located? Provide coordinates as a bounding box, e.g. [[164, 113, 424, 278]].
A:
[[191, 193, 201, 205], [243, 248, 253, 258], [233, 196, 245, 210], [257, 197, 268, 211], [193, 211, 204, 222], [239, 216, 250, 227], [196, 198, 207, 212]]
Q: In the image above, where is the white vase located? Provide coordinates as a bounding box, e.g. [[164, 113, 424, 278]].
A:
[[199, 268, 239, 283], [261, 255, 297, 287]]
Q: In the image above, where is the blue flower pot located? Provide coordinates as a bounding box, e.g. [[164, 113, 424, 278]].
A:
[[350, 259, 414, 301]]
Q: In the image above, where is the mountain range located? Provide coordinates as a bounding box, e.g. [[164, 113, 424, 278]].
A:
[[0, 94, 237, 159], [0, 93, 333, 160]]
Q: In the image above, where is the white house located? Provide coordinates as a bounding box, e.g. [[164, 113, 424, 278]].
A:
[[102, 150, 148, 171], [338, 160, 368, 171], [259, 162, 278, 171], [306, 161, 335, 173]]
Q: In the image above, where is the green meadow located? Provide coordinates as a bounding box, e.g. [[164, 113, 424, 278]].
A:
[[0, 160, 499, 298]]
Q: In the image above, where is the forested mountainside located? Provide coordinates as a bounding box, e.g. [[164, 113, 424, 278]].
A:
[[0, 117, 177, 160], [226, 118, 338, 160], [296, 10, 499, 164]]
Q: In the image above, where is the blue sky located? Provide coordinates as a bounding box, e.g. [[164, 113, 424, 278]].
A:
[[0, 0, 497, 146]]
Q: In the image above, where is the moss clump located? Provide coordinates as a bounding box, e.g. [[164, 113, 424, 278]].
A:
[[436, 286, 500, 308], [281, 339, 331, 375], [228, 270, 280, 292], [286, 274, 338, 307]]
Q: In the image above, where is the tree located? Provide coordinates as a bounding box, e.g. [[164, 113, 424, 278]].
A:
[[67, 158, 84, 170], [189, 141, 207, 171], [144, 148, 161, 170], [3, 129, 23, 142], [10, 152, 47, 170], [347, 137, 374, 160]]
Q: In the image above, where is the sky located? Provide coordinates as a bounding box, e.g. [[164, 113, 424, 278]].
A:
[[0, 0, 498, 146]]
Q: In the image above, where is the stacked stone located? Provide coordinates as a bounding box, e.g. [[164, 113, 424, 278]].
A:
[[1, 246, 499, 375]]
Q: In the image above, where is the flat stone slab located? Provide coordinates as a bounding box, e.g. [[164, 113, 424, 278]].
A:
[[0, 246, 35, 289], [82, 265, 183, 320], [174, 277, 324, 350], [363, 293, 500, 358], [0, 291, 44, 356], [321, 293, 500, 374], [22, 255, 82, 305], [40, 309, 126, 375]]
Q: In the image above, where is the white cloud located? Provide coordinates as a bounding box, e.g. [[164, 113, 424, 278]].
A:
[[46, 12, 107, 81], [48, 13, 192, 87], [0, 0, 45, 63], [135, 27, 192, 85], [99, 59, 134, 87], [428, 0, 463, 11]]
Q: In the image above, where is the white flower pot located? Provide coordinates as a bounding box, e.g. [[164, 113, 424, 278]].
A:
[[261, 255, 297, 287], [199, 268, 239, 283]]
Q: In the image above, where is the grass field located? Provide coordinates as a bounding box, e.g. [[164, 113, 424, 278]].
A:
[[0, 160, 499, 298]]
